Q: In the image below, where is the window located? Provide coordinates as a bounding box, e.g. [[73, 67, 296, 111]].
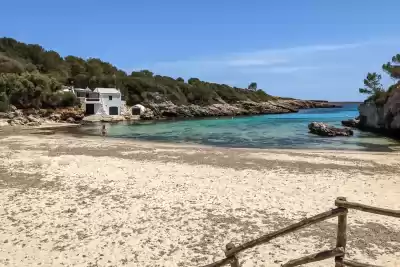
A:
[[109, 95, 112, 100]]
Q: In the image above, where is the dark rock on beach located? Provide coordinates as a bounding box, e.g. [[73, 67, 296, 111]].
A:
[[308, 122, 354, 137]]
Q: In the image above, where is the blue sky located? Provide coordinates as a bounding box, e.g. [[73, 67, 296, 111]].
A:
[[1, 0, 399, 101]]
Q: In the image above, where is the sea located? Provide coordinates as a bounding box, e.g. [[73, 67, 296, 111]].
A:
[[73, 103, 399, 151]]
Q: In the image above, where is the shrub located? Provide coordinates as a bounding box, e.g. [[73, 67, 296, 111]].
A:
[[61, 91, 79, 107]]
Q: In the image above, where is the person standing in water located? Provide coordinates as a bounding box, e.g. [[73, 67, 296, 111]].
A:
[[101, 124, 107, 137]]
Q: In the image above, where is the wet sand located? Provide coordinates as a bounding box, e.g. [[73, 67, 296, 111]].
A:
[[0, 130, 399, 267]]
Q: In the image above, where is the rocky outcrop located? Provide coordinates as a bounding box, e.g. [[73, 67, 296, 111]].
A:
[[358, 89, 400, 138], [281, 100, 341, 109], [140, 109, 155, 120], [0, 107, 84, 127], [341, 118, 360, 128], [308, 122, 354, 137], [143, 100, 340, 120]]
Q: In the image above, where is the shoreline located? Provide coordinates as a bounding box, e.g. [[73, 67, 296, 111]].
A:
[[2, 126, 399, 154], [142, 99, 342, 120], [32, 121, 400, 153]]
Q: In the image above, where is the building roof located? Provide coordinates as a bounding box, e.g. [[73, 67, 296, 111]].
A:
[[75, 88, 92, 92], [94, 88, 120, 94]]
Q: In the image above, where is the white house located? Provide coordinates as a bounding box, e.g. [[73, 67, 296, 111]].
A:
[[84, 88, 122, 116]]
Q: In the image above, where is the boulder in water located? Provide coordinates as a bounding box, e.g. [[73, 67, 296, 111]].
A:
[[341, 118, 359, 128], [308, 122, 353, 137]]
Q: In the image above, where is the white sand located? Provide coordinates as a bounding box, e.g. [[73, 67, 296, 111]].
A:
[[0, 134, 399, 267]]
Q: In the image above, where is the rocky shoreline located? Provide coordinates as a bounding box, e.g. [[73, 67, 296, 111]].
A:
[[140, 99, 341, 120], [0, 100, 341, 127], [347, 89, 400, 139], [0, 106, 85, 127]]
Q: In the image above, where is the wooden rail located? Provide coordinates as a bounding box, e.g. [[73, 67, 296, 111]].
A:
[[282, 247, 344, 267], [225, 208, 346, 257], [335, 199, 400, 218], [343, 260, 383, 267], [202, 197, 398, 267]]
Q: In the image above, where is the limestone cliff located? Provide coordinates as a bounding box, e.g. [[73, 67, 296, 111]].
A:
[[358, 89, 400, 138]]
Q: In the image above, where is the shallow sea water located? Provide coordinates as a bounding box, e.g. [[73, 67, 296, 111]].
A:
[[76, 104, 399, 151]]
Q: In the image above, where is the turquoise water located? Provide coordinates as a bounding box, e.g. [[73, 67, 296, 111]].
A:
[[78, 104, 399, 151]]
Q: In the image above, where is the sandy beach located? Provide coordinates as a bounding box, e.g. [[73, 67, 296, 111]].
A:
[[0, 129, 399, 267]]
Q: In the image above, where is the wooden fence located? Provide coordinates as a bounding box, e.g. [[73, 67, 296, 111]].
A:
[[202, 197, 399, 267]]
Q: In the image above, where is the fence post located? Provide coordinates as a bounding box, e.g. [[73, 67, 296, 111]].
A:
[[335, 197, 348, 267], [225, 242, 239, 267]]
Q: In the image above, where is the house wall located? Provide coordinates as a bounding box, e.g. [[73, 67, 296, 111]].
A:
[[93, 103, 103, 115], [84, 103, 102, 115], [101, 93, 122, 115]]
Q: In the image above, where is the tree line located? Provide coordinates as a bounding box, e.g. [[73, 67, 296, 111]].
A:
[[359, 54, 400, 104], [0, 37, 273, 111]]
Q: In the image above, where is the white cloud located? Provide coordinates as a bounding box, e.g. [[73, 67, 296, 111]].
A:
[[150, 42, 366, 72], [241, 66, 321, 74], [226, 58, 288, 67]]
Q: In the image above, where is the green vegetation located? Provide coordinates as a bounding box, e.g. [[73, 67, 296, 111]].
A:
[[382, 54, 400, 80], [0, 71, 82, 110], [358, 72, 386, 103], [0, 37, 275, 110], [248, 82, 257, 91], [360, 53, 400, 105]]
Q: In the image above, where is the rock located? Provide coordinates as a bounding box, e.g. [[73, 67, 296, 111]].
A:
[[384, 89, 400, 130], [308, 122, 353, 137], [358, 102, 384, 129], [11, 116, 29, 125], [27, 115, 41, 123], [26, 121, 41, 127], [24, 109, 39, 116], [58, 108, 84, 121], [7, 112, 15, 119], [139, 99, 341, 120], [145, 100, 299, 119], [9, 118, 24, 126], [358, 88, 400, 137], [341, 119, 359, 128], [39, 109, 49, 116], [9, 105, 17, 112], [15, 109, 23, 117], [0, 119, 9, 127], [0, 112, 9, 119], [277, 99, 342, 109], [140, 109, 155, 120], [66, 117, 75, 123], [49, 113, 62, 121]]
